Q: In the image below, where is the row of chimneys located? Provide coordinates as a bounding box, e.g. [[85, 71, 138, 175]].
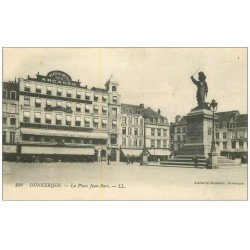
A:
[[139, 103, 161, 114]]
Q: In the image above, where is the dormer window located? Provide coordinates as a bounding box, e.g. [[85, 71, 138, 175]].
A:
[[112, 86, 117, 92]]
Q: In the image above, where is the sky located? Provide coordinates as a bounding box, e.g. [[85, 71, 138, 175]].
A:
[[3, 48, 247, 122]]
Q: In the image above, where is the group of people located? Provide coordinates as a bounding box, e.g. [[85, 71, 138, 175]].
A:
[[126, 154, 135, 165]]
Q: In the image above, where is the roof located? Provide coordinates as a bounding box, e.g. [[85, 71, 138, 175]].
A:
[[91, 87, 107, 93], [215, 110, 239, 123], [236, 114, 248, 127], [121, 103, 142, 115], [175, 117, 187, 126]]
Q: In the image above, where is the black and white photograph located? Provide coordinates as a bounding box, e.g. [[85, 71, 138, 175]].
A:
[[2, 48, 247, 200]]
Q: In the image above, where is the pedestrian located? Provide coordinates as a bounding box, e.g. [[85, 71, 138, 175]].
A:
[[131, 155, 134, 164], [193, 154, 199, 168], [107, 154, 110, 165], [127, 154, 130, 165]]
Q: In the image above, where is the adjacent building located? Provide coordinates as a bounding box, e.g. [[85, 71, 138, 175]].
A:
[[2, 81, 19, 160], [171, 110, 248, 158], [120, 103, 170, 161]]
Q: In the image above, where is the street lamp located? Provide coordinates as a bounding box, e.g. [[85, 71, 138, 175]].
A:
[[208, 99, 218, 169]]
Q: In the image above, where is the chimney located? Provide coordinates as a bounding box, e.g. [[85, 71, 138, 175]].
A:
[[175, 115, 181, 123], [140, 103, 144, 109], [158, 109, 161, 114]]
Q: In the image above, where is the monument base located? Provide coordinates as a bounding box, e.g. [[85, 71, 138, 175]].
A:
[[208, 151, 219, 169], [180, 108, 217, 157]]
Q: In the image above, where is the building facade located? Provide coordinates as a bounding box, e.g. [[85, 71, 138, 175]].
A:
[[171, 111, 248, 158], [2, 81, 19, 160], [120, 103, 170, 161], [15, 71, 121, 162]]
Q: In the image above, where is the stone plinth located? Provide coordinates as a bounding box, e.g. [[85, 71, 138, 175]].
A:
[[180, 108, 218, 157], [208, 151, 219, 169]]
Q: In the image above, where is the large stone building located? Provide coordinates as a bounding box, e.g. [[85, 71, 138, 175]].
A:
[[15, 71, 121, 162], [171, 110, 248, 158], [120, 103, 170, 161], [2, 81, 19, 160]]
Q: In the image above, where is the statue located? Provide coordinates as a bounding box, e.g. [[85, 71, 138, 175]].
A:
[[191, 71, 208, 109]]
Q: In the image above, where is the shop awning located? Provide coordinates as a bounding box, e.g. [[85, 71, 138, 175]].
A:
[[121, 149, 142, 157], [20, 128, 109, 139], [147, 149, 171, 156]]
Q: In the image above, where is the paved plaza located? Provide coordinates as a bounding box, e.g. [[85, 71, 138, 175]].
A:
[[2, 161, 247, 200]]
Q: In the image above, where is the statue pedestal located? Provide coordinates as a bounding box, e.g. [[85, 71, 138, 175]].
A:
[[180, 108, 218, 157], [208, 151, 219, 169]]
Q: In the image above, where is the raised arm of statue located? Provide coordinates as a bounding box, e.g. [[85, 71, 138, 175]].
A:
[[191, 75, 199, 85]]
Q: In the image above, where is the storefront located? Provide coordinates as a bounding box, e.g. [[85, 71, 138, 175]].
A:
[[120, 149, 143, 162], [147, 149, 171, 162]]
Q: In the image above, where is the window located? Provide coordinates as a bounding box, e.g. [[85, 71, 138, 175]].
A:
[[34, 113, 41, 123], [3, 131, 6, 144], [113, 96, 117, 103], [76, 91, 81, 99], [128, 138, 132, 147], [36, 85, 42, 93], [24, 83, 30, 92], [56, 114, 62, 125], [57, 101, 62, 107], [122, 116, 127, 124], [134, 118, 138, 125], [122, 127, 126, 135], [102, 95, 107, 102], [163, 129, 167, 136], [66, 102, 72, 110], [151, 128, 155, 136], [222, 123, 227, 128], [182, 127, 186, 133], [102, 120, 107, 129], [177, 127, 180, 133], [128, 127, 132, 135], [163, 140, 167, 148], [216, 133, 220, 140], [157, 129, 161, 136], [140, 128, 143, 136], [94, 106, 99, 114], [85, 92, 90, 100], [10, 118, 16, 126], [57, 88, 62, 96], [112, 108, 117, 118], [3, 117, 8, 126], [35, 98, 41, 108], [76, 104, 81, 112], [128, 116, 132, 124], [94, 94, 99, 102], [10, 132, 15, 144], [112, 120, 117, 130], [75, 117, 81, 126], [231, 141, 236, 149], [46, 100, 52, 107], [223, 132, 227, 139], [23, 111, 30, 123], [9, 104, 16, 113], [111, 134, 117, 145], [122, 138, 126, 147], [177, 135, 181, 142], [67, 89, 72, 98], [3, 90, 7, 99], [24, 96, 30, 106], [139, 139, 142, 148], [134, 139, 138, 148], [85, 117, 90, 127], [112, 86, 117, 92], [102, 107, 107, 115], [66, 116, 72, 126], [239, 141, 243, 149], [183, 135, 186, 141], [157, 140, 161, 148], [45, 114, 52, 124], [3, 103, 7, 112], [223, 142, 227, 150], [140, 118, 143, 126], [134, 128, 138, 136], [10, 91, 16, 99], [151, 140, 155, 148], [85, 105, 90, 113], [93, 119, 99, 128], [47, 86, 52, 95]]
